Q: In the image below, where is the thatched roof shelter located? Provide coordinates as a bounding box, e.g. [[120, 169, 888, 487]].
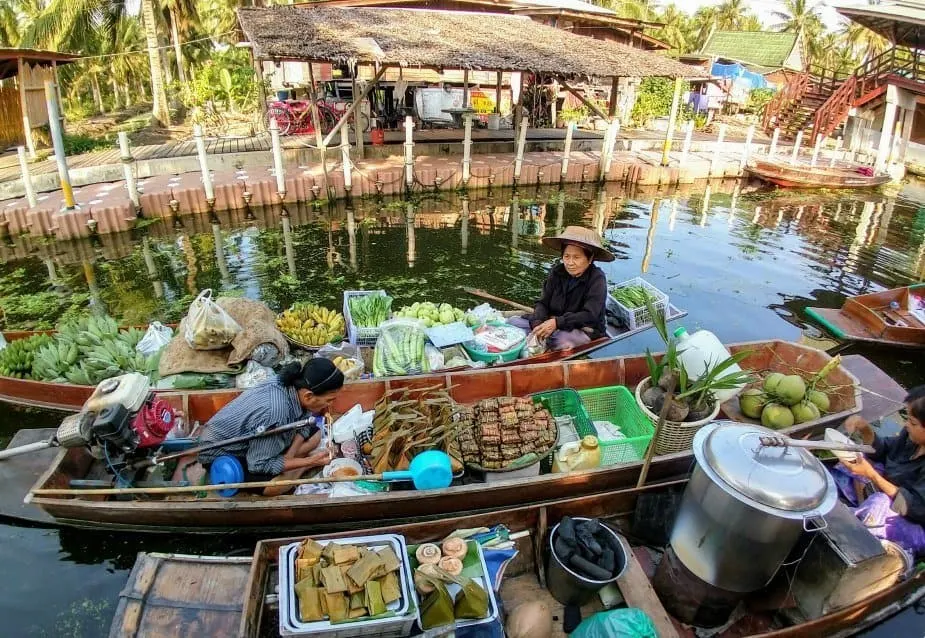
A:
[[236, 6, 704, 79]]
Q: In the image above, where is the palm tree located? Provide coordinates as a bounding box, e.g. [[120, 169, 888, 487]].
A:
[[772, 0, 824, 60], [141, 0, 171, 125], [655, 3, 692, 54], [162, 0, 200, 86], [716, 0, 747, 30], [691, 6, 719, 51], [841, 21, 889, 65]]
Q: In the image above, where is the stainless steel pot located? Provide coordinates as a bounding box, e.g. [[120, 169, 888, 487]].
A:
[[670, 421, 838, 593]]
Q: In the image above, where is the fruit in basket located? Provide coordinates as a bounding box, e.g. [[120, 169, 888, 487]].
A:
[[763, 372, 785, 394], [277, 303, 345, 346], [761, 402, 795, 429], [775, 375, 807, 406], [738, 389, 767, 419], [807, 389, 830, 412], [790, 400, 821, 424], [393, 301, 467, 327]]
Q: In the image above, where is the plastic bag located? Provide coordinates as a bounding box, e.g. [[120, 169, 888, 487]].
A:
[[373, 318, 429, 377], [136, 321, 173, 356], [250, 343, 281, 367], [570, 609, 658, 638], [466, 303, 505, 327], [315, 342, 364, 380], [524, 332, 547, 357], [235, 360, 276, 389], [183, 289, 242, 350], [425, 344, 445, 371]]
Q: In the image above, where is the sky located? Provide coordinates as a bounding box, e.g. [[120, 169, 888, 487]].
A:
[[654, 0, 847, 31]]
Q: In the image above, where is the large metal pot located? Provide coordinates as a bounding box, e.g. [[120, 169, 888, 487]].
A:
[[670, 421, 838, 593]]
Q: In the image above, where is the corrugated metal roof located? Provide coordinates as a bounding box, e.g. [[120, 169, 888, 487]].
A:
[[699, 31, 799, 72]]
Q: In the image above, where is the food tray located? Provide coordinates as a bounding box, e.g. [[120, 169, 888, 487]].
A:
[[344, 290, 389, 347], [406, 540, 500, 632], [607, 277, 669, 331], [578, 386, 654, 466], [278, 533, 416, 637]]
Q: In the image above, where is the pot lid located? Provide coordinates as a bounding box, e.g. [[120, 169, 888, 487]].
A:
[[695, 421, 831, 513]]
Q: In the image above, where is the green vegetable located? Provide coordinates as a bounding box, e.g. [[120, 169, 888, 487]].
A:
[[373, 321, 427, 377], [610, 285, 654, 309], [393, 301, 466, 327], [349, 293, 393, 328]]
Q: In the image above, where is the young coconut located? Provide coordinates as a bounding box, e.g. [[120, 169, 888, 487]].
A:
[[790, 400, 821, 424], [761, 402, 795, 429], [738, 388, 768, 420], [642, 385, 666, 413], [806, 389, 830, 413], [665, 395, 691, 422], [763, 372, 786, 394], [775, 374, 807, 406]]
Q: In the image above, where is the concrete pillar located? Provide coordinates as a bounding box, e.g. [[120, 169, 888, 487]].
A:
[[118, 133, 140, 212], [561, 122, 574, 181], [898, 107, 914, 163], [875, 96, 898, 173], [404, 115, 415, 190], [661, 77, 683, 167], [193, 124, 215, 204], [599, 119, 619, 180], [769, 128, 780, 159], [680, 120, 694, 166], [352, 76, 365, 160], [462, 114, 473, 185], [340, 126, 352, 193], [740, 124, 755, 170], [269, 119, 286, 199], [790, 130, 803, 166], [811, 134, 823, 167], [16, 146, 37, 208], [44, 81, 75, 209], [710, 124, 726, 177], [513, 116, 529, 182]]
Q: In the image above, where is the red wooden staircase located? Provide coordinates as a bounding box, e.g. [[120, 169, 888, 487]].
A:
[[763, 47, 925, 141]]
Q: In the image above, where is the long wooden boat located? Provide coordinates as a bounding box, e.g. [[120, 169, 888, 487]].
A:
[[0, 305, 686, 412], [807, 284, 925, 348], [7, 341, 883, 534], [746, 159, 891, 189], [107, 480, 925, 638]]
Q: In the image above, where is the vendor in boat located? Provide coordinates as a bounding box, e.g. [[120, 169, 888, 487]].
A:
[[198, 358, 344, 496], [839, 385, 925, 556], [509, 226, 613, 351]]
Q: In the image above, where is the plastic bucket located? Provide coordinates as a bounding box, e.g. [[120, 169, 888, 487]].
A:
[[210, 455, 244, 497], [546, 517, 627, 605]]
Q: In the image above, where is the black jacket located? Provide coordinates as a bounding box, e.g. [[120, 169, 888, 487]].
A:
[[530, 263, 607, 338]]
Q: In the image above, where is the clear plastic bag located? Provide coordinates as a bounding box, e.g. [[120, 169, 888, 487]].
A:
[[315, 342, 364, 380], [373, 318, 428, 377], [570, 609, 657, 638], [425, 343, 445, 371], [183, 289, 242, 351], [524, 332, 547, 357], [136, 321, 174, 356], [235, 360, 276, 389]]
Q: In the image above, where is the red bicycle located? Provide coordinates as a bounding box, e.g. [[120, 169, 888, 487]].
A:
[[266, 98, 371, 137]]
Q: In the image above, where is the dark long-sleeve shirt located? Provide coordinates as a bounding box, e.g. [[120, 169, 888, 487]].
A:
[[871, 429, 925, 525], [198, 381, 316, 475], [530, 263, 607, 338]]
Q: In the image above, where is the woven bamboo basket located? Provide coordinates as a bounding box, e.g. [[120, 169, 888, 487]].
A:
[[635, 377, 720, 455]]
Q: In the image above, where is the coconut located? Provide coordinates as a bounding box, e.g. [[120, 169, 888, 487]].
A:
[[686, 402, 715, 422], [763, 372, 786, 394], [791, 400, 821, 424], [807, 389, 831, 413], [664, 396, 690, 422], [506, 601, 553, 638], [658, 371, 680, 392], [738, 389, 768, 419], [642, 385, 666, 413], [761, 402, 795, 429], [776, 375, 807, 406]]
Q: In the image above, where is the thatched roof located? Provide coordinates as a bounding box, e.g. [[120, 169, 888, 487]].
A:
[[236, 6, 704, 79]]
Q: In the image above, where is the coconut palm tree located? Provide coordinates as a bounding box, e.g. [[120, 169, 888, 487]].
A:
[[691, 6, 719, 51], [772, 0, 824, 58], [655, 3, 693, 54], [841, 21, 889, 65], [140, 0, 171, 125]]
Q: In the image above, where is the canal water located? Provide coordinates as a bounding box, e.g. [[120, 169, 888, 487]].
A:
[[0, 180, 923, 635]]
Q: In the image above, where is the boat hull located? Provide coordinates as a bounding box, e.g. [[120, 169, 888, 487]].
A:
[[18, 340, 867, 533], [746, 161, 891, 189], [807, 285, 925, 348]]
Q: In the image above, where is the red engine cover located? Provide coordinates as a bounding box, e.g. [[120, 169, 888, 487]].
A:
[[132, 396, 177, 448]]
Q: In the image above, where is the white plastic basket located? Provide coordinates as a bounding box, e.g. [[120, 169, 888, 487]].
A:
[[607, 277, 669, 331], [278, 533, 416, 638], [344, 290, 389, 347]]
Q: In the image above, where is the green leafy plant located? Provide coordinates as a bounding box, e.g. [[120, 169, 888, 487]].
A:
[[558, 105, 588, 124], [630, 77, 691, 127], [746, 88, 775, 116]]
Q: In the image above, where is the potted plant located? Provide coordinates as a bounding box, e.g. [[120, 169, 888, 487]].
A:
[[635, 303, 754, 454]]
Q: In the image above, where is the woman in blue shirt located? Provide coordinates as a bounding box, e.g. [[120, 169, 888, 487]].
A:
[[199, 358, 345, 496]]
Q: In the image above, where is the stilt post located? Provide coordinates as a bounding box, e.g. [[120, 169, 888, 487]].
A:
[[769, 128, 780, 158], [811, 134, 823, 167], [17, 146, 37, 208], [513, 116, 529, 182], [269, 118, 286, 200], [661, 77, 683, 167], [404, 115, 415, 191], [340, 126, 352, 194], [561, 122, 574, 181], [740, 124, 755, 170], [44, 81, 75, 209], [680, 120, 693, 166], [462, 114, 473, 185], [790, 130, 803, 166], [193, 124, 215, 206], [118, 132, 140, 213], [709, 123, 726, 177]]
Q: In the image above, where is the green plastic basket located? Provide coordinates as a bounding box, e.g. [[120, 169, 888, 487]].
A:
[[530, 388, 596, 438], [578, 386, 654, 466]]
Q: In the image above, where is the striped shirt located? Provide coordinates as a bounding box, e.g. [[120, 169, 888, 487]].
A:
[[198, 380, 315, 475]]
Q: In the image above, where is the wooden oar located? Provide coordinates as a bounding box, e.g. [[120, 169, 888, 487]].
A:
[[462, 287, 533, 313], [637, 377, 676, 488]]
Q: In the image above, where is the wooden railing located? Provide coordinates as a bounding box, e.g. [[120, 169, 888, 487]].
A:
[[856, 47, 925, 99], [762, 72, 809, 131], [812, 74, 857, 139]]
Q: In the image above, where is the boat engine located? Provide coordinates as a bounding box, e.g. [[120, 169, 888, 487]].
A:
[[54, 373, 177, 463]]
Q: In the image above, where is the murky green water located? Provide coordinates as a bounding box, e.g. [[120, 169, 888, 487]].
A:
[[1, 180, 924, 635]]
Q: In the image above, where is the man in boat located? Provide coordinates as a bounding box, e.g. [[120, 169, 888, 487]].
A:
[[198, 358, 345, 496], [839, 385, 925, 556], [508, 226, 613, 351]]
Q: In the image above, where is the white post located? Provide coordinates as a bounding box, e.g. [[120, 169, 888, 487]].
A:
[[561, 122, 574, 180], [117, 132, 140, 211], [404, 116, 415, 190], [44, 81, 75, 209], [769, 128, 780, 159], [661, 77, 683, 167], [193, 124, 215, 204], [710, 123, 726, 177], [680, 120, 693, 165], [599, 119, 619, 180], [513, 116, 529, 182], [790, 130, 803, 166], [340, 126, 352, 193], [462, 114, 473, 185], [740, 124, 755, 170], [17, 146, 37, 208], [811, 134, 823, 167], [830, 137, 842, 167], [269, 119, 286, 199]]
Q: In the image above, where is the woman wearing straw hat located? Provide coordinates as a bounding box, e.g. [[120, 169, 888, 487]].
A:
[[509, 226, 614, 351]]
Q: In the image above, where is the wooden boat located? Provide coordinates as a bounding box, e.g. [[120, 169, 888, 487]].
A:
[[6, 342, 885, 534], [0, 305, 686, 412], [108, 479, 925, 638], [746, 159, 891, 189], [807, 285, 925, 348]]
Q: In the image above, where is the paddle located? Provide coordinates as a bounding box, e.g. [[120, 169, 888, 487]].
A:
[[461, 287, 533, 313], [29, 450, 454, 498]]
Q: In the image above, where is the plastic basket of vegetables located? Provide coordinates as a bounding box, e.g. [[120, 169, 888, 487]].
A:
[[607, 277, 668, 331], [344, 290, 393, 347]]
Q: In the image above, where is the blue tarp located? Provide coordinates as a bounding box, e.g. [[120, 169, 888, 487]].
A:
[[711, 61, 769, 90]]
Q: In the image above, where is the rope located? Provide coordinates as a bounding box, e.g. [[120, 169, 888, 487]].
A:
[[70, 32, 235, 61]]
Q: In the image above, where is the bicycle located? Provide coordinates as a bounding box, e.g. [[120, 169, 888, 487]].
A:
[[266, 97, 371, 137]]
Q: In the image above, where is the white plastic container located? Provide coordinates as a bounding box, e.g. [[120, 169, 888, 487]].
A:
[[673, 326, 745, 403]]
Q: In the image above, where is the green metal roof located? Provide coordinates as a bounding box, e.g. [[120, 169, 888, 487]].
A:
[[699, 31, 799, 71]]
